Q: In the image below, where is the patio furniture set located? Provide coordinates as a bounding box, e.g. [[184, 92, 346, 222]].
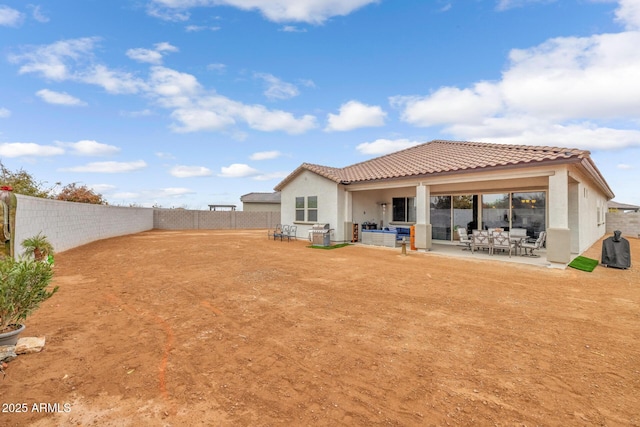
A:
[[458, 228, 546, 257], [268, 224, 298, 242]]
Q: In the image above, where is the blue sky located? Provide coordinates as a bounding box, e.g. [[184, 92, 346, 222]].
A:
[[1, 0, 639, 209]]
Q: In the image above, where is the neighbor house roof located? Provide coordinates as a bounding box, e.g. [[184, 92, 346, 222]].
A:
[[274, 140, 614, 198], [240, 192, 281, 204], [607, 200, 640, 212]]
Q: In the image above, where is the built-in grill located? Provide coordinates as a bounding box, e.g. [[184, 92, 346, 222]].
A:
[[309, 223, 332, 246]]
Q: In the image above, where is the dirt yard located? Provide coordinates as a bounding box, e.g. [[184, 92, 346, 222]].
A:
[[2, 230, 639, 426]]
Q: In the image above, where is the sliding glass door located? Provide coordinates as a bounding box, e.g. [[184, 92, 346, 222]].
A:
[[430, 192, 546, 241], [481, 193, 510, 230], [430, 196, 451, 240], [511, 191, 546, 238]]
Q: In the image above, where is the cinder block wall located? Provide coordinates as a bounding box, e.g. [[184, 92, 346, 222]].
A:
[[606, 212, 640, 238], [153, 209, 280, 230], [14, 194, 153, 256]]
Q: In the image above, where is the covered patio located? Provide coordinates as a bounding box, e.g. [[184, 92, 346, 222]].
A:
[[354, 237, 551, 267]]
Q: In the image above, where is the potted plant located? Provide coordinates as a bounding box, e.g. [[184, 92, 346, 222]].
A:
[[0, 254, 58, 346], [21, 232, 54, 262]]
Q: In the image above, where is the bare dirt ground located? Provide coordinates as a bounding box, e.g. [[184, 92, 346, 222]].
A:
[[2, 230, 639, 426]]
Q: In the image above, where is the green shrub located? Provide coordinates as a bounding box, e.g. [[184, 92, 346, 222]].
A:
[[21, 232, 54, 262], [0, 256, 58, 333]]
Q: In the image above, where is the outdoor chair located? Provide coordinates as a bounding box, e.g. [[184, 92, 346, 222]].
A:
[[491, 231, 514, 257], [457, 228, 472, 250], [509, 228, 528, 255], [274, 224, 289, 241], [283, 225, 297, 242], [521, 231, 546, 257], [471, 230, 491, 253], [268, 224, 282, 240]]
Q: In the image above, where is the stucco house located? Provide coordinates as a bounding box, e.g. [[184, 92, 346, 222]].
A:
[[240, 192, 281, 212], [274, 140, 614, 266]]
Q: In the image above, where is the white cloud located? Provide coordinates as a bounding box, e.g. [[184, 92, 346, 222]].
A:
[[169, 94, 316, 134], [56, 140, 121, 156], [0, 142, 64, 157], [219, 163, 260, 178], [615, 0, 640, 30], [446, 117, 640, 150], [148, 66, 201, 104], [121, 109, 154, 118], [61, 160, 147, 173], [0, 108, 10, 118], [170, 108, 236, 132], [207, 63, 226, 73], [36, 89, 87, 106], [250, 150, 282, 160], [186, 24, 221, 31], [146, 3, 190, 21], [393, 9, 640, 151], [495, 0, 551, 12], [391, 82, 502, 127], [170, 165, 213, 177], [9, 37, 99, 81], [89, 184, 117, 193], [80, 64, 147, 94], [9, 39, 317, 136], [356, 139, 422, 156], [326, 100, 386, 131], [155, 42, 179, 52], [255, 73, 300, 100], [617, 163, 633, 170], [237, 103, 317, 133], [9, 38, 147, 94], [148, 0, 379, 24], [0, 5, 23, 27], [29, 5, 50, 23], [126, 43, 178, 64], [155, 151, 176, 159], [279, 25, 307, 32], [127, 48, 164, 64]]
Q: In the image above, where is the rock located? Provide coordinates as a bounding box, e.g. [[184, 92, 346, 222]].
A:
[[0, 345, 17, 362], [15, 336, 46, 354]]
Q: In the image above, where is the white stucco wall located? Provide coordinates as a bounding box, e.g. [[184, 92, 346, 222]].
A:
[[14, 194, 153, 257], [576, 178, 608, 253], [280, 170, 340, 241]]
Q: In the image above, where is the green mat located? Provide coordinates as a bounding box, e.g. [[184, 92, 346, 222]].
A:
[[568, 256, 599, 272]]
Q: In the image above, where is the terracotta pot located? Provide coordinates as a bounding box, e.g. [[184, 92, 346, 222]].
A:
[[0, 324, 26, 346]]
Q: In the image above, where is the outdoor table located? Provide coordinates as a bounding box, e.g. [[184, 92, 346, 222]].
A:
[[509, 236, 527, 256]]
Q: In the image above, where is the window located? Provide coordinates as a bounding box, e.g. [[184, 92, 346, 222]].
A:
[[295, 196, 318, 222], [392, 197, 416, 222], [307, 196, 318, 222], [295, 197, 305, 221]]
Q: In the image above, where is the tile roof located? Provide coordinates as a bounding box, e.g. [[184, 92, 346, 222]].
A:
[[275, 140, 614, 198]]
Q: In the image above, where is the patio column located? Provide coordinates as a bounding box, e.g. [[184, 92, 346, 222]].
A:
[[547, 168, 571, 265], [415, 184, 432, 250], [343, 190, 354, 242]]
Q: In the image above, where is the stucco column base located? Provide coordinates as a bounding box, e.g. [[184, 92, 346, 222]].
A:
[[414, 224, 432, 251], [546, 227, 571, 265]]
